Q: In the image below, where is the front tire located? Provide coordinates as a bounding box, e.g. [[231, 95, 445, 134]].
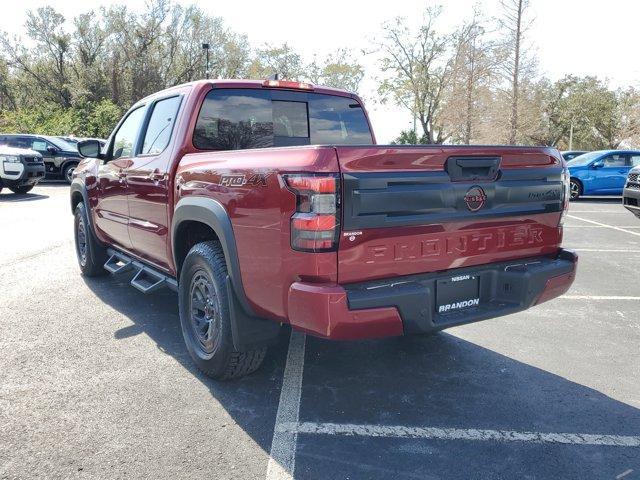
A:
[[569, 179, 582, 201], [74, 202, 107, 276], [64, 163, 78, 184], [9, 185, 34, 194], [178, 241, 266, 380]]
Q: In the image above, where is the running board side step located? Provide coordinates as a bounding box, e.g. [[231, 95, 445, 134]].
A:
[[104, 248, 178, 293]]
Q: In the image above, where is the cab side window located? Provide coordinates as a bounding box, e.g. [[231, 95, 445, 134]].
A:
[[628, 155, 640, 167], [112, 107, 146, 160], [31, 140, 48, 153], [603, 154, 626, 167], [141, 96, 182, 155], [6, 136, 29, 149]]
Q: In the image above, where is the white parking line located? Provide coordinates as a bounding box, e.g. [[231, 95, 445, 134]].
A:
[[265, 331, 306, 480], [278, 422, 640, 448], [569, 209, 630, 215], [574, 248, 640, 253], [561, 295, 640, 300], [567, 215, 640, 237], [564, 225, 640, 229]]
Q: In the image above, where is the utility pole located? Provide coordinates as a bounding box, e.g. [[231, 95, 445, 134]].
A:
[[202, 43, 210, 78], [569, 121, 574, 150]]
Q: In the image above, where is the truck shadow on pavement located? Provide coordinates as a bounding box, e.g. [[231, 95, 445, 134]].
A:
[[0, 192, 49, 202], [83, 275, 639, 479]]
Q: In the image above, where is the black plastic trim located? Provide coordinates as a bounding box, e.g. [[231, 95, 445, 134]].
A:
[[342, 167, 564, 230], [172, 196, 255, 316], [70, 179, 109, 268], [345, 250, 577, 335]]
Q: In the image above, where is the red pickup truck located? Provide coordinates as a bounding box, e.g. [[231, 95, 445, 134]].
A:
[[71, 79, 578, 379]]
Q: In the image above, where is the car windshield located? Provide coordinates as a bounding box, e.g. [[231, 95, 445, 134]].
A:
[[47, 137, 77, 152], [567, 151, 604, 166]]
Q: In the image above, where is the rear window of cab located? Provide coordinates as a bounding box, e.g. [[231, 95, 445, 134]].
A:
[[192, 88, 373, 150]]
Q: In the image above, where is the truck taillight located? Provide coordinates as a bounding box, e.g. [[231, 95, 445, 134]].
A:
[[560, 168, 570, 226], [285, 174, 340, 252]]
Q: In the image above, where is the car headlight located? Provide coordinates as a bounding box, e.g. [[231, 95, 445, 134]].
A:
[[0, 155, 20, 163]]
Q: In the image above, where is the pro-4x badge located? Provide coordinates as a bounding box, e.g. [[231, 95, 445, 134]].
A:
[[219, 173, 269, 187], [464, 186, 487, 212]]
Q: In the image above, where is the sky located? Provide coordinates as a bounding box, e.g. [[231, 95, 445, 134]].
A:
[[1, 0, 639, 142]]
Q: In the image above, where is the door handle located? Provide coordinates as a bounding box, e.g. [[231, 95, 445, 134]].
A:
[[148, 169, 165, 181]]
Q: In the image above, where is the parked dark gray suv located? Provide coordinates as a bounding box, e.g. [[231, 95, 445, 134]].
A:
[[0, 134, 81, 183]]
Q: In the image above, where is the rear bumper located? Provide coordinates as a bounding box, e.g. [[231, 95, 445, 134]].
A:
[[287, 249, 578, 340], [623, 187, 640, 218]]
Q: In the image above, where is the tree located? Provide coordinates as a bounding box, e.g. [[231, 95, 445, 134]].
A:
[[376, 6, 451, 144], [249, 43, 304, 80], [443, 8, 496, 144], [391, 129, 428, 144], [307, 49, 364, 92], [497, 0, 534, 144], [1, 7, 73, 107]]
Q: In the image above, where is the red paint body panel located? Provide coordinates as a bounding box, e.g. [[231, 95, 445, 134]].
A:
[[337, 218, 562, 284], [287, 282, 403, 339], [335, 146, 558, 173]]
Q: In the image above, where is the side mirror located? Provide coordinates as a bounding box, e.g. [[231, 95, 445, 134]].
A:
[[46, 145, 58, 154], [592, 160, 605, 169], [77, 139, 102, 159]]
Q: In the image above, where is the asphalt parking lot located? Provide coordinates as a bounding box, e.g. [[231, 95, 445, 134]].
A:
[[1, 184, 639, 479]]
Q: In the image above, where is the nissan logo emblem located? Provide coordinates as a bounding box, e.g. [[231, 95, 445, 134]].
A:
[[464, 186, 487, 212]]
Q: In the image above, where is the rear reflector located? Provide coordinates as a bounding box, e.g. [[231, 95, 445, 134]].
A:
[[292, 214, 336, 231], [263, 80, 314, 90], [285, 174, 340, 252]]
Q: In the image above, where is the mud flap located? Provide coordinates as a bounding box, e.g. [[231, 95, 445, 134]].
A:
[[226, 276, 281, 351]]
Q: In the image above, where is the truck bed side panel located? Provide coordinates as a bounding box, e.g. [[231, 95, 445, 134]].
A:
[[175, 146, 340, 321]]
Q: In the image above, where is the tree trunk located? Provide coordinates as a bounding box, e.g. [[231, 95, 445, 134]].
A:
[[464, 63, 474, 145], [508, 0, 523, 145]]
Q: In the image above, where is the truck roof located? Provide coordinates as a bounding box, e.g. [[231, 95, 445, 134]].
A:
[[136, 79, 359, 106]]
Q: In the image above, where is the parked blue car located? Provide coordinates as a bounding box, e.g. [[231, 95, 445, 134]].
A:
[[567, 150, 640, 200]]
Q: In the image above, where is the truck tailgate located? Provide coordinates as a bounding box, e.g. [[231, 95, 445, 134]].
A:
[[336, 146, 565, 284]]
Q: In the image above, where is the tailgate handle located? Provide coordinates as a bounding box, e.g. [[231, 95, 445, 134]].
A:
[[446, 156, 501, 182]]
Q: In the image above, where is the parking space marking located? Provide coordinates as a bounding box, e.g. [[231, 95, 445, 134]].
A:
[[266, 331, 306, 480], [278, 422, 640, 448], [561, 295, 640, 300], [569, 209, 629, 215], [564, 225, 640, 229], [573, 248, 640, 253], [567, 215, 640, 237]]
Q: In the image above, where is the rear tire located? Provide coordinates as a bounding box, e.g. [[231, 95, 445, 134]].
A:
[[74, 202, 108, 277], [178, 241, 266, 380], [9, 185, 34, 194], [569, 179, 582, 201]]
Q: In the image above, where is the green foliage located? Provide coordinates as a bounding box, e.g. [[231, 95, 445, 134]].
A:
[[81, 100, 123, 138], [391, 130, 428, 145], [527, 76, 640, 150], [0, 99, 121, 138], [0, 0, 364, 137]]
